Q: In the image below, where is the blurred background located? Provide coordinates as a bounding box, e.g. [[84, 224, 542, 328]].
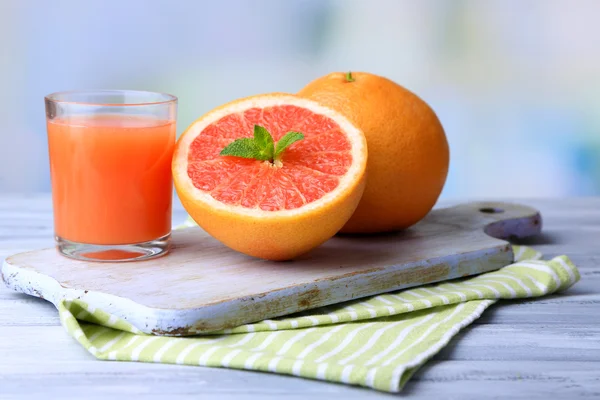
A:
[[1, 0, 599, 198]]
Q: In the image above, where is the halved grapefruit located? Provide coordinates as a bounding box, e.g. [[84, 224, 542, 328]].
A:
[[172, 94, 367, 260]]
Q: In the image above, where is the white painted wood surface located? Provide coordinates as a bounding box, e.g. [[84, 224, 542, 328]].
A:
[[0, 195, 598, 399], [2, 201, 539, 335]]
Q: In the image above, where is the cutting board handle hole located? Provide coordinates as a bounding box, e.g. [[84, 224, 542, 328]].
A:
[[479, 207, 504, 214]]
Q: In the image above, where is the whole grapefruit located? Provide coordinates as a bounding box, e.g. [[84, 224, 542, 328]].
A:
[[298, 72, 449, 233]]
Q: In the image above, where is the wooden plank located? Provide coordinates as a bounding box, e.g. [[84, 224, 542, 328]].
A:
[[1, 319, 599, 398], [1, 323, 598, 363], [434, 325, 600, 361], [2, 202, 542, 335], [405, 361, 600, 399], [1, 364, 598, 400], [0, 332, 598, 400], [0, 228, 597, 331], [0, 295, 59, 325], [1, 277, 598, 327], [0, 195, 599, 399]]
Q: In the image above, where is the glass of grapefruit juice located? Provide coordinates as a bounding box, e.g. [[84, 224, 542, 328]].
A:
[[45, 90, 177, 262]]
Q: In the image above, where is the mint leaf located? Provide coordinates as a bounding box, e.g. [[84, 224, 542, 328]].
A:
[[220, 138, 268, 160], [219, 125, 304, 163], [275, 131, 304, 159], [253, 125, 275, 160]]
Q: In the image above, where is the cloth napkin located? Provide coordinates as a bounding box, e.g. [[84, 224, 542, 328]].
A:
[[57, 245, 579, 393]]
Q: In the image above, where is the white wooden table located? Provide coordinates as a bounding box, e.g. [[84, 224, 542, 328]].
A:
[[1, 195, 599, 399]]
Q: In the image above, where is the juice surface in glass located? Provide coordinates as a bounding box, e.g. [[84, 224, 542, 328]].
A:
[[47, 115, 176, 245]]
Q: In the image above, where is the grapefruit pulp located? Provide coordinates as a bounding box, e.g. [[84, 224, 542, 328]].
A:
[[172, 94, 367, 260]]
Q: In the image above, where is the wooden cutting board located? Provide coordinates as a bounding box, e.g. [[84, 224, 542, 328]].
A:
[[2, 201, 541, 336]]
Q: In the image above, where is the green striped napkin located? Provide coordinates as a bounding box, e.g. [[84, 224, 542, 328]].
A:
[[57, 245, 579, 393]]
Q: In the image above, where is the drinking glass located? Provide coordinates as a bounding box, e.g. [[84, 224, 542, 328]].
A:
[[45, 90, 177, 262]]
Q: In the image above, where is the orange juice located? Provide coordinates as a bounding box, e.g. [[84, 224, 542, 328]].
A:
[[47, 115, 175, 245]]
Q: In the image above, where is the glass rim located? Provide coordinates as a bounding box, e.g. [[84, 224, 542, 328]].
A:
[[44, 90, 178, 107]]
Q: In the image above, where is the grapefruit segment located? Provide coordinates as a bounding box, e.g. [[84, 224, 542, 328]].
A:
[[172, 94, 367, 260], [290, 129, 352, 153], [283, 150, 353, 176]]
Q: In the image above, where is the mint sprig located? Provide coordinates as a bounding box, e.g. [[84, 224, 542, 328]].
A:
[[274, 131, 304, 159], [220, 125, 304, 163], [253, 125, 275, 159]]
